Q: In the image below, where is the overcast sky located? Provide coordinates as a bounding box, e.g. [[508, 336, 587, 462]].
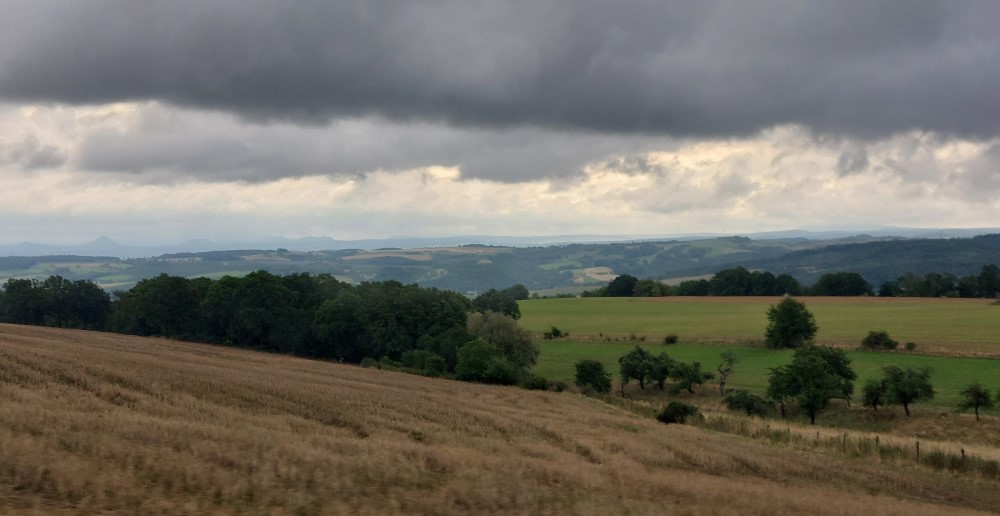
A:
[[2, 1, 999, 244]]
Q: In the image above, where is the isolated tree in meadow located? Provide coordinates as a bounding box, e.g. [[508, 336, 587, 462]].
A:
[[574, 359, 611, 393], [619, 346, 652, 394], [882, 365, 934, 416], [717, 352, 737, 395], [669, 361, 713, 394], [766, 346, 856, 424], [648, 352, 673, 391], [958, 382, 994, 421], [861, 378, 888, 412], [764, 297, 817, 349], [767, 366, 794, 418]]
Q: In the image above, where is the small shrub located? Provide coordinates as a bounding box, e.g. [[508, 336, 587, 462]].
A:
[[861, 330, 899, 350], [482, 358, 521, 385], [522, 373, 550, 391], [378, 356, 402, 369], [657, 401, 699, 424], [422, 355, 447, 377], [551, 381, 568, 393], [663, 334, 679, 345], [401, 349, 435, 369], [724, 389, 772, 416], [360, 357, 378, 369], [905, 341, 916, 351]]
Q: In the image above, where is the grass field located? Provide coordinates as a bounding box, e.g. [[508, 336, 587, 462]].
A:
[[1, 324, 998, 514], [532, 340, 1000, 411], [520, 296, 1000, 357]]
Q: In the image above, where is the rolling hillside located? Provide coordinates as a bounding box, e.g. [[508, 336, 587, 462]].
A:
[[0, 324, 997, 514], [750, 233, 1000, 286]]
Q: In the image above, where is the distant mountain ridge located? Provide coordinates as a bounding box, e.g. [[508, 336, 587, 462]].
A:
[[3, 227, 998, 259]]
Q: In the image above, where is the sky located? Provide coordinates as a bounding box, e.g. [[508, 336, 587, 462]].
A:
[[1, 1, 1000, 245]]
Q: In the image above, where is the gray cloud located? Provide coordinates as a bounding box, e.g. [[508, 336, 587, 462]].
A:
[[74, 106, 672, 183], [0, 134, 66, 169], [1, 1, 998, 139], [836, 146, 869, 176], [948, 143, 1000, 202]]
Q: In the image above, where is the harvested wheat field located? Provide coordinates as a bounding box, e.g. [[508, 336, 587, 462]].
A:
[[0, 324, 997, 515]]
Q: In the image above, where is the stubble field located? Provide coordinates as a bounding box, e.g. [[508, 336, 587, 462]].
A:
[[1, 323, 998, 514]]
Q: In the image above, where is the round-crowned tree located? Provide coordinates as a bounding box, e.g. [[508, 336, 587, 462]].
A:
[[764, 297, 817, 349]]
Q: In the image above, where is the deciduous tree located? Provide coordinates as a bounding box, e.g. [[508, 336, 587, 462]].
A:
[[574, 359, 611, 393], [883, 365, 934, 416], [958, 382, 993, 421], [764, 297, 817, 349]]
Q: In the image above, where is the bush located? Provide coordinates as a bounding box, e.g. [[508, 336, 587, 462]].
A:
[[551, 381, 568, 393], [657, 401, 699, 424], [905, 342, 916, 351], [724, 389, 772, 416], [378, 356, 402, 369], [455, 340, 505, 382], [663, 334, 679, 345], [422, 355, 447, 377], [574, 359, 612, 393], [483, 358, 521, 385], [861, 330, 899, 350], [521, 373, 550, 391], [543, 326, 563, 340], [360, 357, 378, 368], [401, 349, 436, 369]]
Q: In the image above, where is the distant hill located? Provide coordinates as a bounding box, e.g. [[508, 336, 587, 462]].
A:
[[3, 226, 996, 258], [2, 232, 999, 292], [747, 233, 1000, 286]]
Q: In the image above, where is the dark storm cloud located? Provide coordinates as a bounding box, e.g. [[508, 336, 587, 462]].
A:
[[74, 107, 670, 182], [1, 1, 999, 139]]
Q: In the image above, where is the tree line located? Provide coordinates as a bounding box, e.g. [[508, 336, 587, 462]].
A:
[[584, 264, 1000, 298], [0, 273, 543, 386]]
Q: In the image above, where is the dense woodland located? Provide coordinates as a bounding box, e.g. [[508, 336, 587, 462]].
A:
[[0, 272, 538, 383]]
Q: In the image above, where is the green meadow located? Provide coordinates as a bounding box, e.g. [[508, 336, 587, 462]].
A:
[[520, 296, 1000, 355], [521, 297, 1000, 410], [532, 340, 1000, 409]]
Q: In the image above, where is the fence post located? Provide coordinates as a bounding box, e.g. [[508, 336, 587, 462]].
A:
[[916, 441, 920, 462]]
